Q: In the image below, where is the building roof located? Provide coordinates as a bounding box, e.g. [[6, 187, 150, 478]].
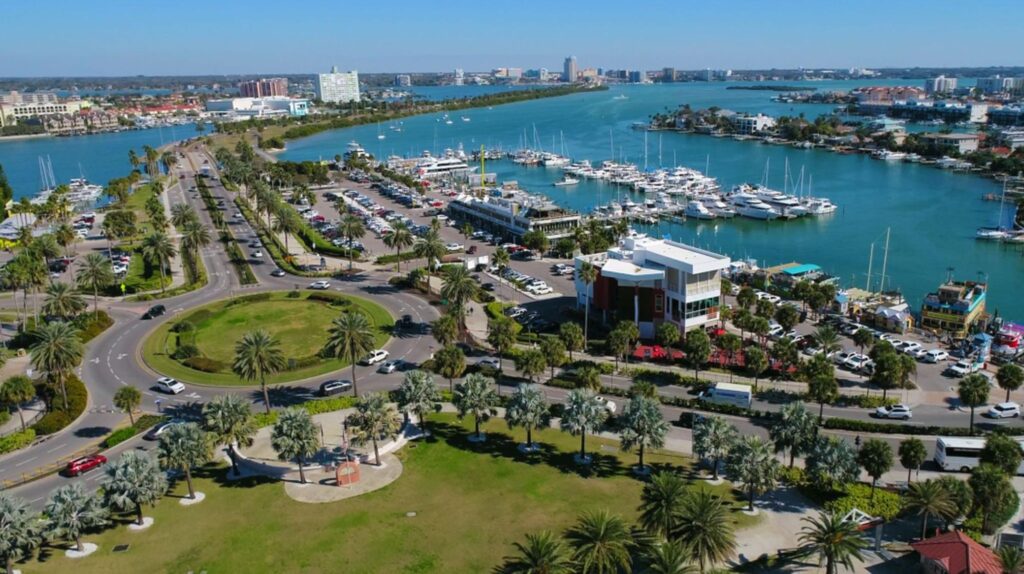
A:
[[911, 531, 1002, 574], [782, 263, 821, 276], [629, 237, 730, 274], [600, 258, 664, 284]]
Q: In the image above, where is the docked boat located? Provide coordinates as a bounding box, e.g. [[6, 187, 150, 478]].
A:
[[976, 227, 1011, 240], [803, 197, 838, 215], [872, 150, 906, 161], [684, 200, 716, 220], [553, 176, 579, 187], [728, 192, 780, 220]]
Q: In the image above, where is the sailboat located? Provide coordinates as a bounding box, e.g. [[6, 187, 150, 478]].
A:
[[376, 122, 386, 140], [977, 180, 1013, 240]]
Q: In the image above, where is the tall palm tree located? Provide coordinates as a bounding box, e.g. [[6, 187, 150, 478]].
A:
[[180, 220, 211, 281], [272, 208, 301, 254], [382, 221, 415, 273], [141, 230, 176, 293], [42, 281, 86, 320], [492, 247, 510, 297], [396, 370, 441, 436], [639, 471, 688, 538], [76, 252, 114, 313], [103, 451, 168, 526], [560, 388, 608, 463], [345, 393, 401, 466], [692, 415, 736, 480], [271, 408, 321, 484], [646, 540, 698, 574], [54, 222, 77, 262], [796, 511, 868, 574], [769, 402, 817, 468], [579, 261, 597, 350], [619, 395, 669, 471], [497, 530, 573, 574], [413, 229, 447, 276], [128, 149, 140, 172], [505, 383, 550, 450], [202, 394, 257, 476], [339, 214, 365, 270], [157, 422, 212, 500], [0, 375, 35, 432], [113, 386, 142, 426], [673, 489, 737, 573], [487, 318, 517, 386], [441, 265, 477, 332], [170, 203, 197, 228], [29, 321, 83, 411], [0, 493, 41, 574], [904, 479, 957, 540], [44, 484, 108, 553], [431, 314, 458, 347], [453, 373, 498, 441], [564, 510, 634, 574], [232, 329, 286, 414], [725, 436, 781, 511], [813, 325, 842, 355], [322, 311, 375, 396]]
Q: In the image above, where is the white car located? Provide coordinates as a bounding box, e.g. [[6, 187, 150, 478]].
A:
[[923, 349, 949, 363], [377, 360, 400, 374], [987, 402, 1021, 419], [477, 357, 501, 370], [445, 242, 464, 252], [252, 250, 263, 258], [308, 280, 331, 290], [901, 342, 923, 355], [843, 354, 870, 370], [946, 360, 981, 377], [526, 284, 552, 295], [595, 396, 617, 414], [156, 377, 186, 395], [360, 349, 389, 366], [874, 404, 913, 420]]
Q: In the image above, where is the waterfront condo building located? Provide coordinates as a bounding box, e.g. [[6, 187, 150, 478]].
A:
[[315, 67, 360, 103], [924, 75, 958, 95], [564, 56, 578, 82], [574, 234, 731, 339], [238, 77, 288, 98], [731, 113, 777, 134], [919, 280, 986, 338]]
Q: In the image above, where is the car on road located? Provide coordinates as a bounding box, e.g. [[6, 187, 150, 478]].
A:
[[923, 349, 950, 363], [874, 404, 913, 420], [156, 377, 185, 394], [270, 268, 286, 277], [142, 304, 166, 320], [945, 360, 982, 377], [360, 349, 389, 365], [144, 420, 182, 441], [987, 402, 1021, 419], [481, 282, 495, 292], [308, 280, 331, 290], [319, 380, 353, 396], [377, 360, 401, 374], [252, 250, 263, 258], [595, 396, 617, 414], [477, 357, 501, 370], [63, 454, 108, 477]]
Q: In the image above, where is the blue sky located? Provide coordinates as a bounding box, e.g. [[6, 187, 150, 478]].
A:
[[2, 0, 1021, 76]]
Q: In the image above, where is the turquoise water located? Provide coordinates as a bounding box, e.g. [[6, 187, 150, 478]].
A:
[[280, 80, 1023, 320]]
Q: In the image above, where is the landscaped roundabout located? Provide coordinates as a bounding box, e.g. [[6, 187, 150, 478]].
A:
[[142, 291, 393, 386]]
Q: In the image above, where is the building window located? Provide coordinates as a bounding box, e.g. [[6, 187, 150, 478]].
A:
[[654, 294, 663, 314], [684, 296, 720, 319]]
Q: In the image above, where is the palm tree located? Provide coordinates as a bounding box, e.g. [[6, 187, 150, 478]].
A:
[[453, 373, 498, 441], [128, 149, 140, 172], [272, 208, 301, 254], [769, 402, 817, 468], [339, 214, 365, 270], [202, 394, 257, 477], [29, 321, 83, 412], [505, 383, 550, 450], [619, 395, 669, 471], [322, 311, 375, 396], [958, 373, 991, 434], [997, 364, 1024, 403], [905, 479, 957, 540], [560, 388, 608, 464], [441, 265, 477, 333], [397, 370, 441, 436], [639, 471, 688, 538], [796, 511, 868, 574], [44, 484, 107, 553], [433, 345, 466, 393], [42, 281, 86, 320], [692, 415, 736, 480], [725, 436, 781, 511], [180, 220, 211, 281], [492, 247, 510, 296], [158, 422, 212, 500], [497, 530, 573, 574], [54, 222, 77, 262], [0, 493, 41, 574], [103, 451, 168, 526], [382, 221, 415, 273], [564, 510, 634, 574], [673, 489, 736, 573], [431, 314, 458, 347], [813, 325, 842, 355], [232, 329, 286, 414], [141, 230, 176, 293], [515, 349, 547, 385], [578, 261, 597, 350], [998, 546, 1024, 574], [113, 386, 142, 426], [346, 393, 401, 466], [646, 540, 698, 574], [271, 408, 321, 484], [0, 375, 35, 432], [487, 317, 517, 381], [170, 203, 197, 228], [414, 229, 447, 276], [77, 252, 114, 313]]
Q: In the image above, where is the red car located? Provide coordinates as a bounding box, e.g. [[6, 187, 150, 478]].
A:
[[64, 454, 107, 477]]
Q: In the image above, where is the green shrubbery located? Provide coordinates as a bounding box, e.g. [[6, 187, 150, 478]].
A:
[[172, 344, 200, 360], [254, 396, 362, 428], [0, 429, 36, 454], [32, 375, 87, 436], [101, 414, 166, 448], [184, 357, 229, 373], [782, 467, 904, 521], [76, 311, 114, 343]]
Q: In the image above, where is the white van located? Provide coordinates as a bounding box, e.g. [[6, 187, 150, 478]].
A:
[[698, 382, 753, 409]]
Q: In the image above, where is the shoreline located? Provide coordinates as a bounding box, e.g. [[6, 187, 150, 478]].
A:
[[0, 132, 52, 142]]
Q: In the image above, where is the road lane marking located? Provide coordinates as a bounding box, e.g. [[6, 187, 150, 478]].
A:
[[14, 456, 38, 467], [46, 443, 67, 454]]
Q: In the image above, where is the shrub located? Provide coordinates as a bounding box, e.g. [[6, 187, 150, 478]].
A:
[[32, 411, 71, 435], [0, 428, 36, 454], [75, 311, 114, 343], [303, 396, 358, 415], [183, 356, 228, 373], [546, 378, 577, 390], [254, 412, 278, 428], [172, 344, 200, 360], [307, 292, 351, 305], [822, 417, 982, 436], [286, 290, 301, 298], [824, 483, 904, 521], [32, 375, 87, 436], [172, 320, 196, 333], [101, 414, 166, 448], [0, 410, 9, 427], [286, 355, 322, 371]]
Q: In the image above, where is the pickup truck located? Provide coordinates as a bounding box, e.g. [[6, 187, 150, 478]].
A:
[[945, 359, 983, 378]]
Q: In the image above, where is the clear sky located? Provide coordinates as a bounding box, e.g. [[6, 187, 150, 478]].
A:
[[3, 0, 1022, 77]]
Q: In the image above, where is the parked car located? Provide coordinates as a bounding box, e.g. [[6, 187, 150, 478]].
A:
[[155, 377, 185, 394], [360, 349, 389, 365], [874, 404, 913, 420], [595, 396, 617, 414], [63, 454, 108, 476], [142, 304, 166, 320], [445, 242, 464, 252], [308, 280, 331, 290], [377, 360, 400, 374], [946, 360, 982, 378], [923, 349, 950, 363], [319, 380, 353, 397], [987, 402, 1021, 419], [843, 354, 870, 371]]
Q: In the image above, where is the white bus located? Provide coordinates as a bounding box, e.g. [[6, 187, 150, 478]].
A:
[[934, 436, 1024, 474]]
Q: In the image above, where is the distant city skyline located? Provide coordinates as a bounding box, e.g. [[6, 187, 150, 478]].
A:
[[2, 0, 1022, 77]]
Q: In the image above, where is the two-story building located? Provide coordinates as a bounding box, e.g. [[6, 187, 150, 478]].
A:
[[574, 234, 731, 339], [920, 280, 987, 338]]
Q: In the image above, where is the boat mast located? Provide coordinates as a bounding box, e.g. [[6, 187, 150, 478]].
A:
[[658, 133, 663, 167], [866, 242, 874, 292], [643, 130, 648, 172], [879, 227, 891, 292]]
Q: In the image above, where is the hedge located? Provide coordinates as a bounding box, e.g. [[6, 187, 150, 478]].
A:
[[375, 252, 420, 265], [255, 396, 362, 428], [784, 467, 905, 522], [76, 311, 114, 343], [101, 414, 167, 448], [32, 374, 87, 436], [0, 429, 36, 454], [821, 417, 989, 437]]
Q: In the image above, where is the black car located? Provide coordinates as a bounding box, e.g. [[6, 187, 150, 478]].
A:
[[319, 380, 353, 396], [142, 304, 166, 320], [481, 283, 495, 292]]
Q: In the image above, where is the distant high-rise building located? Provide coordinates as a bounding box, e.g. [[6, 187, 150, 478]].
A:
[[662, 67, 676, 82], [238, 78, 288, 98], [394, 74, 412, 87], [975, 76, 1014, 95], [703, 68, 713, 82], [316, 66, 360, 103], [539, 68, 549, 81], [925, 75, 958, 95], [628, 70, 643, 83], [454, 68, 464, 86], [507, 67, 523, 80], [563, 56, 578, 83]]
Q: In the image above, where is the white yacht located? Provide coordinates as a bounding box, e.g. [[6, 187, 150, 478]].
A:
[[701, 197, 737, 218], [873, 150, 907, 161], [729, 193, 780, 220], [414, 152, 474, 178], [976, 227, 1011, 240], [684, 200, 716, 220], [745, 185, 809, 217], [803, 198, 838, 215], [553, 176, 579, 187]]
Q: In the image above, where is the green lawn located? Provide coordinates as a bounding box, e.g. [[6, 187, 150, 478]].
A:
[[142, 291, 392, 386], [119, 250, 171, 294], [24, 414, 758, 574]]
